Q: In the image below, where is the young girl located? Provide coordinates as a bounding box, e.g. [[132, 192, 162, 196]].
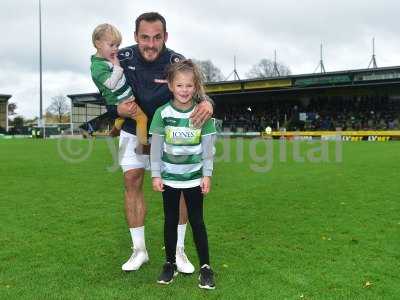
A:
[[149, 60, 216, 289], [90, 23, 149, 153]]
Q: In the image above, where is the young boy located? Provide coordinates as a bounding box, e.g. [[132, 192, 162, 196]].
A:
[[90, 23, 148, 152]]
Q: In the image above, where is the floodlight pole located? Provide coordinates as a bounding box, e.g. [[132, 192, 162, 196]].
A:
[[225, 55, 241, 81], [368, 37, 378, 69], [314, 43, 326, 73], [273, 49, 280, 77], [39, 0, 45, 138], [234, 56, 240, 80]]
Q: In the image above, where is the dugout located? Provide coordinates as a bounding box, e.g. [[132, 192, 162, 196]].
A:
[[0, 94, 11, 133]]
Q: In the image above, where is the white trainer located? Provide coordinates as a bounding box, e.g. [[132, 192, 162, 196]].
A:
[[176, 247, 195, 274], [122, 248, 149, 271]]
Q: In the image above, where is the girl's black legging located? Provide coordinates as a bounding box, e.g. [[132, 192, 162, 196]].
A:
[[162, 185, 209, 267]]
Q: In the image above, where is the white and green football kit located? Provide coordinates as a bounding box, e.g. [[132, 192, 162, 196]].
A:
[[149, 101, 217, 189], [90, 55, 133, 105]]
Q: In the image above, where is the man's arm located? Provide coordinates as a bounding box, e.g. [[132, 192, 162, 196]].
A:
[[106, 105, 119, 119], [117, 100, 137, 119], [105, 100, 137, 120], [200, 94, 215, 106]]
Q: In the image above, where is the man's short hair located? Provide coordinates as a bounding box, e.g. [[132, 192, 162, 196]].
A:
[[135, 12, 167, 33]]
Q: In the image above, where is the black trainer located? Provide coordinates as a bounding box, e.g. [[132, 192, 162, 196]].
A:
[[157, 262, 178, 285], [198, 264, 215, 290]]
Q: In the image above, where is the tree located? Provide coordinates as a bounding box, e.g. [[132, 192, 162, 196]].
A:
[[192, 59, 224, 82], [12, 116, 24, 130], [246, 58, 291, 78], [46, 95, 70, 123], [8, 102, 17, 115]]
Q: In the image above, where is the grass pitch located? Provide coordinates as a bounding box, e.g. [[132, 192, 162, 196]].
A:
[[0, 138, 399, 299]]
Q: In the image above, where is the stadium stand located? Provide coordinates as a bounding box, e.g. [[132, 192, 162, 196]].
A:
[[217, 95, 400, 132], [69, 66, 400, 139]]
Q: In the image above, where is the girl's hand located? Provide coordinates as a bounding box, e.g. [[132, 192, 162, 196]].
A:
[[200, 176, 211, 194], [152, 177, 164, 192]]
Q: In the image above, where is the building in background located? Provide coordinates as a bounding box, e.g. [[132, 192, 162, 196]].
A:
[[0, 94, 11, 133], [67, 93, 108, 134]]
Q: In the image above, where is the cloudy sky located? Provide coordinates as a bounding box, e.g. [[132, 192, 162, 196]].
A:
[[2, 0, 400, 118]]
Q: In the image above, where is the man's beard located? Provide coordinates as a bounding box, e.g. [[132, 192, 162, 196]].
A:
[[140, 43, 166, 61]]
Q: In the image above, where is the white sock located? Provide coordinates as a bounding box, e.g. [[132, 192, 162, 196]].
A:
[[130, 226, 146, 251], [177, 223, 187, 249]]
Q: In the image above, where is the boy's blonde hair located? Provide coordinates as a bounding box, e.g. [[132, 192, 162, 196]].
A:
[[166, 59, 206, 100], [92, 23, 122, 48]]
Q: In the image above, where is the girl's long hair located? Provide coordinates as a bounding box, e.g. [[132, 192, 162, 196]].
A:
[[166, 59, 206, 101]]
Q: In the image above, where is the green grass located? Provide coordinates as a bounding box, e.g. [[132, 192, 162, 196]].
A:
[[0, 138, 399, 299]]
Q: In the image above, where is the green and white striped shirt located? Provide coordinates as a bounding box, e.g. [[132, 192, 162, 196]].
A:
[[149, 101, 217, 189], [90, 55, 133, 105]]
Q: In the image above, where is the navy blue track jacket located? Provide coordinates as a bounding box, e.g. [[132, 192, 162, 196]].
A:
[[106, 45, 184, 135]]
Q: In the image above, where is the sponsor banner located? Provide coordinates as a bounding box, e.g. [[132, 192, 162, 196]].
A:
[[294, 75, 351, 87], [339, 136, 391, 141], [366, 136, 391, 142], [276, 135, 392, 141], [354, 71, 400, 81], [292, 135, 313, 141], [205, 83, 241, 93], [244, 79, 292, 90], [261, 130, 400, 141], [220, 132, 261, 137], [321, 135, 342, 141]]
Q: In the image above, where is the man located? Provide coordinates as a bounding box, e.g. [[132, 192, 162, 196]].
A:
[[106, 12, 213, 273]]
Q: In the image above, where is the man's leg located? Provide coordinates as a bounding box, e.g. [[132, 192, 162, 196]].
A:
[[119, 130, 150, 271], [121, 168, 149, 271], [124, 168, 146, 228], [176, 192, 195, 274], [178, 192, 188, 242]]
